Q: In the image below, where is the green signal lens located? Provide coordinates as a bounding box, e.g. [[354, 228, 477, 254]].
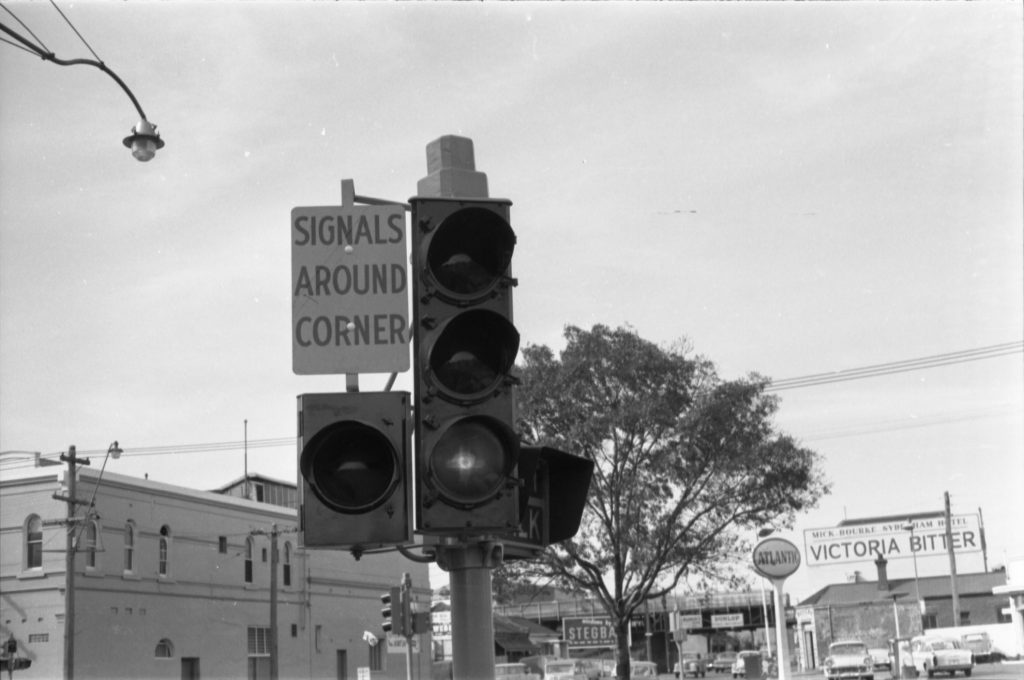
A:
[[300, 421, 398, 513], [430, 417, 516, 507]]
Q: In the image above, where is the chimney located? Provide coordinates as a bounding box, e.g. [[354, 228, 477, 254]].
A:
[[875, 554, 889, 590]]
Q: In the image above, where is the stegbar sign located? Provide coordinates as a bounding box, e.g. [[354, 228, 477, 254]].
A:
[[803, 513, 982, 567], [291, 205, 410, 375], [563, 617, 616, 649]]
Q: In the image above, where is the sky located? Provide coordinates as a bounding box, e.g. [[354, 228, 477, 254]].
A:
[[1, 1, 1021, 601]]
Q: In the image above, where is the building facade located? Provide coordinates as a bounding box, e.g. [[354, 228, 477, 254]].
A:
[[0, 469, 431, 679]]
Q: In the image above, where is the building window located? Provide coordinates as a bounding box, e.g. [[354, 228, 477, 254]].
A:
[[245, 538, 254, 583], [922, 613, 937, 629], [283, 542, 292, 587], [123, 522, 136, 572], [291, 624, 298, 638], [219, 536, 228, 553], [28, 634, 48, 644], [996, 606, 1012, 624], [368, 639, 383, 671], [155, 638, 174, 658], [247, 626, 271, 679], [84, 520, 100, 569], [959, 611, 971, 625], [25, 515, 43, 569], [158, 525, 171, 577]]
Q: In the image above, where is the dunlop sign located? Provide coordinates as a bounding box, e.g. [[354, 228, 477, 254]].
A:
[[752, 536, 801, 581], [291, 205, 410, 375]]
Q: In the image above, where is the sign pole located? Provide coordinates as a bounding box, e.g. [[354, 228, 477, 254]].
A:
[[752, 536, 802, 680], [772, 579, 790, 680]]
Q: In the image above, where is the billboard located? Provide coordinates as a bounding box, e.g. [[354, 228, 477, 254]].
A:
[[803, 513, 981, 567]]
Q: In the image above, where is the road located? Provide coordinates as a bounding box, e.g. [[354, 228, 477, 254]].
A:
[[658, 663, 1024, 680]]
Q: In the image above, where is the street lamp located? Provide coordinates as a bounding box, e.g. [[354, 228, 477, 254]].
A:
[[0, 20, 165, 161], [903, 520, 924, 620]]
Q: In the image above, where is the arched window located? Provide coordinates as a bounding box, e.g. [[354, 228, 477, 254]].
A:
[[244, 537, 254, 583], [283, 542, 292, 587], [155, 638, 174, 658], [84, 520, 100, 570], [123, 521, 136, 573], [158, 525, 171, 577], [25, 515, 43, 569]]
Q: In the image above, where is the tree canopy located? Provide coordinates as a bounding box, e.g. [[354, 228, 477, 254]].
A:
[[505, 325, 830, 679]]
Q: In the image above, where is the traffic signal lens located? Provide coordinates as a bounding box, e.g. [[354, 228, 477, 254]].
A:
[[428, 309, 519, 402], [431, 417, 515, 507], [427, 207, 515, 302], [301, 421, 399, 514]]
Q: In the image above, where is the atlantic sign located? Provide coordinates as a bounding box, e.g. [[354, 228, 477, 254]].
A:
[[752, 536, 801, 580]]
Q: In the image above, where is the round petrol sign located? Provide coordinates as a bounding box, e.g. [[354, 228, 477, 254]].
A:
[[752, 536, 802, 580]]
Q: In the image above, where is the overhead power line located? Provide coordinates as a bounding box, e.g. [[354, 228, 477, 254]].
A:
[[767, 341, 1022, 392], [2, 342, 1020, 472]]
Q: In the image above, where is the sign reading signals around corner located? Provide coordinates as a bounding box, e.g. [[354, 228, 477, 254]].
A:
[[291, 205, 410, 375]]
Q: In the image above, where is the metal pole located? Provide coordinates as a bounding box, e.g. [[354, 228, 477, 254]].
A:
[[772, 581, 790, 680], [402, 573, 414, 680], [270, 525, 279, 680], [943, 492, 960, 624], [438, 542, 502, 680], [760, 579, 772, 655]]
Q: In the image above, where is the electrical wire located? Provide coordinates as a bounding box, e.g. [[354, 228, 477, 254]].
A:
[[1, 342, 1020, 472], [48, 0, 100, 61], [767, 341, 1022, 391]]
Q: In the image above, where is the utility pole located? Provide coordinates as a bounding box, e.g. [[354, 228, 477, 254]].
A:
[[58, 446, 90, 680], [251, 524, 295, 680], [944, 492, 960, 624]]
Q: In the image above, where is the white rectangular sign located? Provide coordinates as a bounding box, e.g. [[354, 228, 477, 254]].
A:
[[803, 513, 982, 567], [673, 613, 702, 630], [711, 613, 744, 628], [386, 633, 420, 654], [291, 205, 410, 375]]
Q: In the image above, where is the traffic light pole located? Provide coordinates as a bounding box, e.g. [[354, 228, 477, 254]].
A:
[[436, 541, 504, 680]]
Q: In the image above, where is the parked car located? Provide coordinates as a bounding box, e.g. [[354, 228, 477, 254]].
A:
[[711, 652, 738, 673], [731, 651, 763, 678], [868, 648, 891, 671], [495, 662, 540, 680], [823, 640, 874, 680], [630, 661, 659, 678], [545, 658, 589, 680], [910, 636, 974, 678], [676, 652, 708, 678], [961, 632, 999, 664]]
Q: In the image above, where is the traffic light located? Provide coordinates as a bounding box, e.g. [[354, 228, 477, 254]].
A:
[[409, 197, 521, 534], [298, 391, 411, 551], [381, 587, 406, 636]]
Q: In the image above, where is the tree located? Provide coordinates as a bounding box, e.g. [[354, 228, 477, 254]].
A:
[[508, 325, 830, 680]]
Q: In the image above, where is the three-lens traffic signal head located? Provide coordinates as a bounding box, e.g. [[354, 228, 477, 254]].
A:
[[410, 198, 520, 534], [381, 587, 405, 636], [298, 392, 411, 551]]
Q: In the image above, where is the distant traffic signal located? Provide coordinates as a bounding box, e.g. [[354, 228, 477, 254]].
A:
[[381, 587, 406, 636], [409, 198, 520, 534], [298, 392, 411, 551]]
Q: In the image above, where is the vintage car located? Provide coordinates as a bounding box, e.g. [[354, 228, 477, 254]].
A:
[[731, 651, 763, 678], [867, 648, 891, 671], [823, 640, 874, 680], [544, 658, 589, 680], [910, 636, 974, 678], [711, 652, 738, 673], [494, 662, 541, 680], [630, 661, 659, 678], [676, 652, 708, 678], [961, 632, 999, 663]]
